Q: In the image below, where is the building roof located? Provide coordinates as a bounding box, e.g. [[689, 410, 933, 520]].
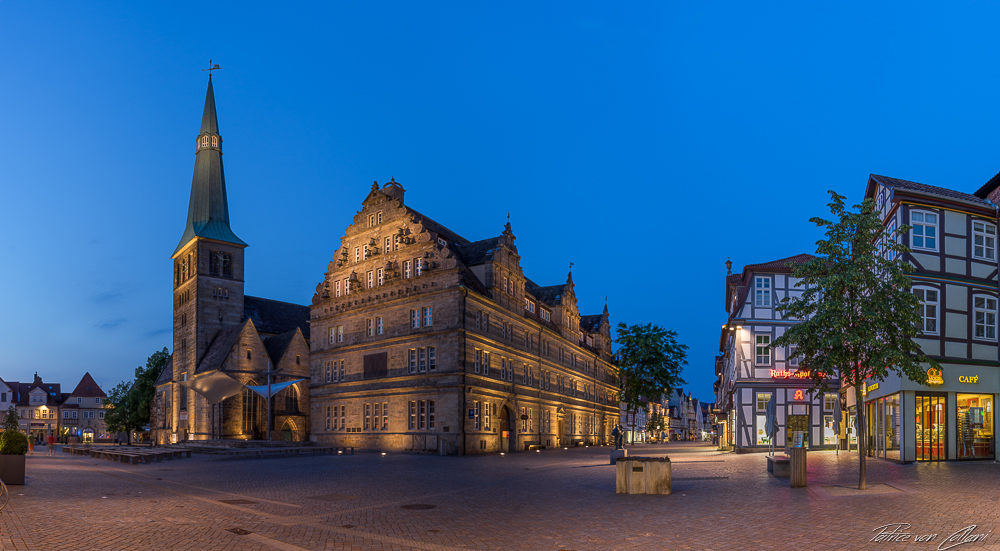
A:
[[455, 237, 500, 266], [17, 375, 62, 407], [580, 314, 602, 332], [155, 356, 174, 386], [173, 75, 246, 255], [742, 253, 816, 273], [975, 170, 1000, 199], [870, 174, 991, 206], [526, 281, 566, 306], [196, 320, 250, 374], [244, 295, 310, 339], [69, 372, 106, 398], [263, 329, 299, 366], [407, 208, 471, 248]]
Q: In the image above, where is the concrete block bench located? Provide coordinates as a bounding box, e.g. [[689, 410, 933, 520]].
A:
[[767, 454, 791, 478]]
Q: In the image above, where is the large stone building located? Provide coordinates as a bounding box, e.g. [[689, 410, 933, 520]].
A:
[[151, 76, 311, 444], [309, 182, 619, 454]]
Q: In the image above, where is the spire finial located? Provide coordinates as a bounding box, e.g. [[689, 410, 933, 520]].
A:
[[569, 262, 574, 272], [725, 258, 733, 275]]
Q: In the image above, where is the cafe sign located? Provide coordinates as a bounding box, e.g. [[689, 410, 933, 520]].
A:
[[926, 367, 944, 386], [959, 375, 980, 384]]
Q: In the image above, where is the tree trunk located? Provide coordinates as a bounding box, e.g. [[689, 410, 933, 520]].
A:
[[854, 382, 866, 490]]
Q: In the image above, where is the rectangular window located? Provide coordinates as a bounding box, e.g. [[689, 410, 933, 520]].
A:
[[385, 236, 392, 254], [915, 288, 939, 334], [483, 313, 489, 332], [377, 316, 384, 335], [411, 310, 420, 329], [423, 306, 433, 326], [339, 360, 345, 381], [911, 211, 938, 250], [409, 401, 417, 430], [382, 401, 388, 429], [403, 260, 412, 278], [476, 310, 481, 329], [377, 268, 384, 286], [325, 406, 331, 430], [428, 347, 436, 371], [373, 403, 381, 428], [344, 278, 350, 295], [474, 349, 481, 373], [367, 270, 374, 288], [974, 296, 997, 340], [335, 280, 342, 297], [328, 327, 335, 345], [474, 401, 481, 430], [500, 358, 507, 380], [355, 247, 360, 262], [428, 400, 435, 429], [541, 309, 550, 322], [368, 214, 376, 227], [416, 258, 423, 277], [485, 403, 492, 430], [824, 393, 837, 411], [409, 349, 417, 374], [364, 403, 371, 430], [755, 334, 771, 365], [340, 405, 346, 429], [366, 318, 375, 337], [419, 400, 427, 429], [325, 361, 331, 383], [521, 407, 527, 431], [364, 244, 370, 260], [975, 221, 997, 260], [418, 348, 427, 372], [337, 326, 344, 342], [483, 352, 490, 376], [755, 277, 771, 307], [788, 346, 799, 368]]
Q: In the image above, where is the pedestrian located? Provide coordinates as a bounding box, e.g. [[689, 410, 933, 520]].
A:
[[47, 433, 56, 456], [28, 437, 34, 455]]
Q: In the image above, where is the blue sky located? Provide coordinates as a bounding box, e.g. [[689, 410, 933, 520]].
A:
[[3, 2, 1000, 402]]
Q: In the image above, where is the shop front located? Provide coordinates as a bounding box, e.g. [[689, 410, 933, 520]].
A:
[[732, 384, 839, 451], [860, 364, 998, 462]]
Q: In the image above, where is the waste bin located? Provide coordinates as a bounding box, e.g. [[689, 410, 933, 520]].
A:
[[789, 448, 807, 488]]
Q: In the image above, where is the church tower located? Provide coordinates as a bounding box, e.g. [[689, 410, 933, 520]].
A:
[[170, 75, 248, 438]]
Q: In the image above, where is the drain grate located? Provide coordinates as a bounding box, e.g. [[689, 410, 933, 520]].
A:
[[226, 528, 252, 535], [219, 499, 257, 505], [400, 504, 436, 510]]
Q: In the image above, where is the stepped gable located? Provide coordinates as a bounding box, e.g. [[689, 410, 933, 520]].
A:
[[244, 295, 310, 339], [263, 329, 299, 365], [196, 320, 250, 374], [70, 372, 107, 398]]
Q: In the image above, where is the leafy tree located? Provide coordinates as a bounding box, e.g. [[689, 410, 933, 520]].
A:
[[103, 347, 171, 445], [645, 411, 666, 440], [1, 406, 19, 433], [773, 191, 940, 490], [615, 323, 688, 441]]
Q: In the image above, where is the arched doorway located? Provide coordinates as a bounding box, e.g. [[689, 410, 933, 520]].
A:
[[500, 406, 517, 452], [280, 419, 296, 441], [82, 428, 95, 443]]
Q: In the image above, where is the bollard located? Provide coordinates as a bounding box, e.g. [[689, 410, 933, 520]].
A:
[[789, 448, 807, 488]]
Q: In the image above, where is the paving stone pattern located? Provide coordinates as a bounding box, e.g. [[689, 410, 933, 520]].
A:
[[3, 443, 1000, 550]]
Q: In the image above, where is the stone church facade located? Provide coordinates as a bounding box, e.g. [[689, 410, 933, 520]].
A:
[[151, 77, 311, 444], [309, 182, 620, 454]]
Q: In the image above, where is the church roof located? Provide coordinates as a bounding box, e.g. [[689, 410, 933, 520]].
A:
[[69, 372, 106, 398], [155, 356, 174, 386], [173, 75, 246, 256], [263, 329, 299, 366], [244, 296, 310, 339], [196, 320, 249, 374]]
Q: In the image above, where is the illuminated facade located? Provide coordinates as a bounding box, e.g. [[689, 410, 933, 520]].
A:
[[716, 254, 841, 452], [309, 182, 619, 454]]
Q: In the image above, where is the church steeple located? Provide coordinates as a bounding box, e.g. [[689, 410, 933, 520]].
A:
[[173, 75, 246, 256]]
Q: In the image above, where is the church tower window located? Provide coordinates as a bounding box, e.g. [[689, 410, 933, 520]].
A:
[[201, 136, 209, 147], [211, 136, 218, 147]]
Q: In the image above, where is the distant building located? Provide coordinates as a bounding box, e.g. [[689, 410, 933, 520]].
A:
[[0, 373, 110, 442]]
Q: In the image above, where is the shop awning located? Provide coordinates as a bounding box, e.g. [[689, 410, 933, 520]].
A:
[[178, 372, 247, 404]]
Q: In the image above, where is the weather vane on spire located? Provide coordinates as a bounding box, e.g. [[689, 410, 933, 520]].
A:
[[569, 262, 574, 271], [203, 59, 222, 75]]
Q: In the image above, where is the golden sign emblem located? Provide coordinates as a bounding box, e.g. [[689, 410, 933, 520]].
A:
[[926, 367, 944, 385]]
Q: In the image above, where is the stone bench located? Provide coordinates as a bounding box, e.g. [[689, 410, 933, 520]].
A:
[[766, 454, 791, 478]]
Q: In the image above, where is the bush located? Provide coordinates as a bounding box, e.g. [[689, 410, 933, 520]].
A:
[[0, 431, 28, 455]]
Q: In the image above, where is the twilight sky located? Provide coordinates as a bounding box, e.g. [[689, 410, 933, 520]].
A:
[[3, 2, 1000, 403]]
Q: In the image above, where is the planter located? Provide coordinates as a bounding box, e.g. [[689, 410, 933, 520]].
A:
[[0, 454, 25, 485]]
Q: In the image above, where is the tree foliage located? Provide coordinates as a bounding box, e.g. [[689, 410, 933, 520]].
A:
[[104, 347, 170, 445], [645, 411, 665, 437], [0, 431, 27, 455], [773, 191, 940, 489], [1, 406, 19, 433], [615, 323, 688, 431]]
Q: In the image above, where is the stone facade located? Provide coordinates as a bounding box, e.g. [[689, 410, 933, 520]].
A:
[[309, 181, 619, 454]]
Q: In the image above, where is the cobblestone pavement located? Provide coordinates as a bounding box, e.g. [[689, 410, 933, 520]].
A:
[[3, 443, 1000, 550]]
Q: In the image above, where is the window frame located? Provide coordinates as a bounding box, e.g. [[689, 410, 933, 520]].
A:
[[973, 294, 997, 342], [974, 220, 997, 261], [914, 286, 940, 335], [755, 334, 771, 365], [910, 210, 939, 251], [754, 276, 772, 307]]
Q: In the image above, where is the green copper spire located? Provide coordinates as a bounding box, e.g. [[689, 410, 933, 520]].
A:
[[173, 75, 246, 256]]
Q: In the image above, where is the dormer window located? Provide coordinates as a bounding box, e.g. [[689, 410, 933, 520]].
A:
[[437, 237, 447, 247], [211, 136, 218, 147]]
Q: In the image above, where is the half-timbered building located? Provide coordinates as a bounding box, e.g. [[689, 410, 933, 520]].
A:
[[854, 174, 1000, 462], [716, 254, 841, 452]]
